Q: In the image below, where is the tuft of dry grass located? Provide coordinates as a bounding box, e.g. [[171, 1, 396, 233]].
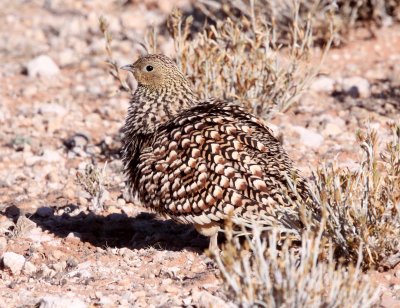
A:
[[212, 219, 379, 307], [99, 16, 132, 93], [76, 162, 109, 212]]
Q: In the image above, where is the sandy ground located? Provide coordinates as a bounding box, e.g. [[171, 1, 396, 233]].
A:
[[0, 0, 400, 307]]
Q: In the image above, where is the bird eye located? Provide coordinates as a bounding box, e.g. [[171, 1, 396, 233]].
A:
[[145, 65, 153, 72]]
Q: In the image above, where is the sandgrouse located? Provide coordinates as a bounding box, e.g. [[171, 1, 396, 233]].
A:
[[121, 54, 313, 251]]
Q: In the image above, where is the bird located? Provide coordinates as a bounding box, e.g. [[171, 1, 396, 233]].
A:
[[120, 54, 315, 251]]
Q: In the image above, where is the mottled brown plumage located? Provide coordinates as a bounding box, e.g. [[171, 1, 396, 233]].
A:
[[121, 54, 314, 250]]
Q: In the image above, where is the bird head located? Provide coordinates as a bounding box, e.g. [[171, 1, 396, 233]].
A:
[[120, 54, 188, 89]]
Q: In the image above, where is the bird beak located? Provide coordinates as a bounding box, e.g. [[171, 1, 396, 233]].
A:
[[120, 64, 134, 72]]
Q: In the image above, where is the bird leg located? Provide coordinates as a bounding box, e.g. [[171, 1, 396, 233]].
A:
[[208, 231, 219, 252], [194, 223, 220, 252]]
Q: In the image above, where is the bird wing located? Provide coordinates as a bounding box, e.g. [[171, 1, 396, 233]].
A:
[[136, 100, 308, 227]]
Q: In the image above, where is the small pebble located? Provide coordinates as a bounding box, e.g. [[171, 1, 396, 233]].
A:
[[2, 252, 26, 275]]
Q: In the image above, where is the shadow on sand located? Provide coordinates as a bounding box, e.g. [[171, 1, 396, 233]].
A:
[[18, 205, 209, 252]]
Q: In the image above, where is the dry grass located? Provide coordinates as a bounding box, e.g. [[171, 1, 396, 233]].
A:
[[76, 162, 109, 212], [165, 6, 330, 119], [212, 219, 378, 307], [315, 123, 400, 269], [196, 0, 400, 46]]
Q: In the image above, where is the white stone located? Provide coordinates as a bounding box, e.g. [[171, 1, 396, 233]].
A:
[[341, 76, 370, 98], [25, 228, 53, 243], [117, 198, 126, 207], [192, 290, 232, 308], [22, 85, 38, 97], [2, 252, 26, 275], [23, 261, 37, 275], [38, 296, 87, 308], [37, 103, 67, 116], [310, 76, 335, 93], [27, 55, 60, 78], [25, 149, 63, 166], [58, 48, 77, 67], [323, 122, 343, 136], [0, 104, 11, 123], [292, 126, 324, 149], [0, 237, 7, 254], [42, 149, 63, 163]]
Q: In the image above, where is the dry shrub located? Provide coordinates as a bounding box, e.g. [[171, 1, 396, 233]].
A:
[[166, 6, 330, 119], [212, 219, 378, 307], [315, 123, 400, 269], [196, 0, 400, 46]]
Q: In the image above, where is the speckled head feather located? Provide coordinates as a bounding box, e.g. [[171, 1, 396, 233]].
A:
[[121, 54, 316, 251], [126, 54, 188, 88], [121, 54, 199, 135]]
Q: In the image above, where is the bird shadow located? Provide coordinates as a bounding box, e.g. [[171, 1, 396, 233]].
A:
[[22, 205, 209, 252]]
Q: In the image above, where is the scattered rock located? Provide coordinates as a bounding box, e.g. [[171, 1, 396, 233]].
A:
[[36, 207, 54, 218], [2, 252, 26, 275], [22, 85, 38, 97], [52, 250, 66, 260], [0, 237, 7, 255], [37, 103, 67, 117], [341, 76, 371, 98], [66, 232, 81, 242], [292, 126, 324, 149], [25, 228, 53, 243], [23, 261, 37, 275], [5, 205, 20, 217], [117, 198, 126, 207], [51, 261, 67, 272], [192, 290, 232, 308], [26, 55, 60, 78], [42, 149, 63, 163], [25, 149, 63, 166], [58, 48, 77, 67], [323, 122, 343, 136], [38, 296, 87, 308], [0, 104, 11, 123], [63, 133, 89, 152], [310, 76, 335, 93]]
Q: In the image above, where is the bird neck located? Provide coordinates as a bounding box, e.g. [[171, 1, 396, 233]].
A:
[[125, 82, 199, 135]]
